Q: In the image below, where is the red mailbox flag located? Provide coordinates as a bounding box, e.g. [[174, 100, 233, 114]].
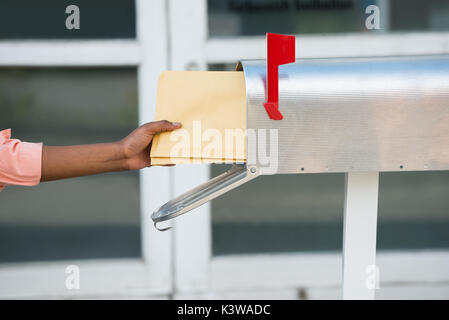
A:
[[264, 32, 296, 120]]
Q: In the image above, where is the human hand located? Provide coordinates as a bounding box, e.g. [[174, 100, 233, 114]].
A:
[[119, 120, 182, 170]]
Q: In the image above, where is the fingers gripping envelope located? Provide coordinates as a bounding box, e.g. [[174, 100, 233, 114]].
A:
[[150, 71, 247, 165]]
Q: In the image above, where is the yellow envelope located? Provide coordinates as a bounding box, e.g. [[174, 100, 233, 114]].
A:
[[150, 71, 247, 165]]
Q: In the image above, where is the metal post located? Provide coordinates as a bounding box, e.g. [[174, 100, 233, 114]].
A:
[[342, 172, 379, 299]]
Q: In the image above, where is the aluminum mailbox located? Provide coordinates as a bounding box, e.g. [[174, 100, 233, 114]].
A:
[[152, 55, 449, 228]]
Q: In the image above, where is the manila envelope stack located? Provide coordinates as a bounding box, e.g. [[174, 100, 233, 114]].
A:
[[150, 71, 247, 165]]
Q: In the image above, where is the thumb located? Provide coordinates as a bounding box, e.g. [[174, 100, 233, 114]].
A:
[[143, 120, 182, 135]]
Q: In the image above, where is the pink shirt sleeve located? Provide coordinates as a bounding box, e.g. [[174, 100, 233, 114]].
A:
[[0, 129, 43, 192]]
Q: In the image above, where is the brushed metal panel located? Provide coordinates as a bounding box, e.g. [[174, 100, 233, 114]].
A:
[[240, 56, 449, 174]]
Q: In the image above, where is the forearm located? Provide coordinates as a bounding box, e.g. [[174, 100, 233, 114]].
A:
[[38, 120, 180, 182], [41, 142, 127, 182]]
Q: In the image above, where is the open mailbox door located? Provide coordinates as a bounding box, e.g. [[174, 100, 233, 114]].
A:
[[152, 34, 449, 230], [152, 164, 259, 230]]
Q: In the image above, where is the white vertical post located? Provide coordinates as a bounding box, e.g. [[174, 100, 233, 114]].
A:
[[168, 0, 211, 297], [136, 0, 173, 292], [342, 172, 379, 300]]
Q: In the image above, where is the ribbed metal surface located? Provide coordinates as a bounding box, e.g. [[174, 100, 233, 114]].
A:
[[240, 56, 449, 174]]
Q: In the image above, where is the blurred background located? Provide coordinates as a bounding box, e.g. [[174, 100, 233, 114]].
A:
[[1, 0, 449, 299]]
